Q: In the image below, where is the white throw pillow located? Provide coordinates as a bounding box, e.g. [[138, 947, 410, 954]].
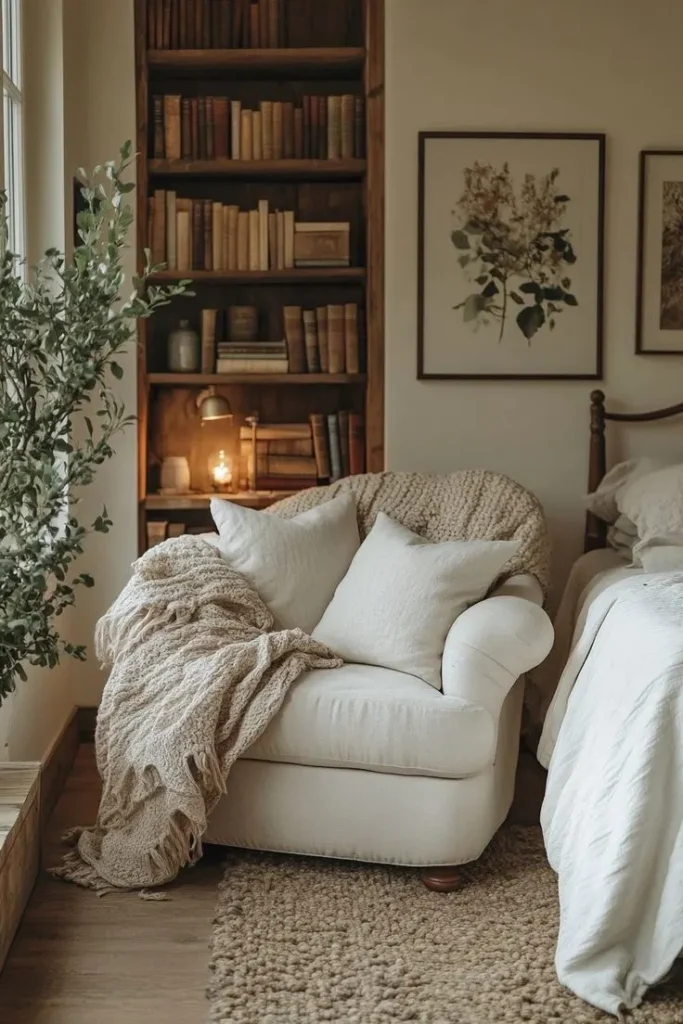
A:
[[619, 462, 683, 557], [638, 539, 683, 573], [208, 492, 359, 632], [585, 457, 668, 524], [312, 512, 520, 690]]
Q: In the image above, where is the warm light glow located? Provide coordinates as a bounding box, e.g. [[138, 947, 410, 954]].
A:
[[210, 450, 232, 490]]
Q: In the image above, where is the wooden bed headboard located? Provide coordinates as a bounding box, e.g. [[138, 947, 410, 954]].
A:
[[585, 389, 683, 551]]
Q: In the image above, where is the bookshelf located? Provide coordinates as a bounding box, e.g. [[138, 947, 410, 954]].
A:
[[135, 0, 384, 551]]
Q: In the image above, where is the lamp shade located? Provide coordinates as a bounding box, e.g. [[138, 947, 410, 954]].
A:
[[196, 386, 233, 422]]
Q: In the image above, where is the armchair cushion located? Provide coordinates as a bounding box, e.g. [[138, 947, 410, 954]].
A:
[[244, 662, 497, 779]]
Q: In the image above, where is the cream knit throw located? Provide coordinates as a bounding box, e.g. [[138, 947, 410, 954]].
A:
[[267, 470, 550, 596], [51, 535, 341, 894]]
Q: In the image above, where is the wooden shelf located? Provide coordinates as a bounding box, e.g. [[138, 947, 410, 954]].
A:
[[145, 490, 301, 511], [149, 268, 365, 285], [149, 158, 366, 180], [147, 47, 366, 77], [148, 372, 366, 386]]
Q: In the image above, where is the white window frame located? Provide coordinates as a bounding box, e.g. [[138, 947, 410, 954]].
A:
[[0, 0, 25, 259]]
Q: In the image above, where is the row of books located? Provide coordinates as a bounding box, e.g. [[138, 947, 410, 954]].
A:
[[147, 0, 285, 50], [149, 191, 350, 271], [194, 302, 363, 375], [238, 413, 365, 489], [153, 95, 365, 162]]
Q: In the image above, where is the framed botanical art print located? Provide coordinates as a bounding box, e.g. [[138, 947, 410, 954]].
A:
[[636, 150, 683, 354], [417, 131, 605, 380]]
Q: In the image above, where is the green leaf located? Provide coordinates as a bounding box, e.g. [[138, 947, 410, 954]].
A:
[[76, 573, 95, 588], [15, 663, 27, 682], [481, 280, 499, 299], [542, 286, 564, 301], [564, 293, 578, 306], [516, 304, 546, 340], [451, 230, 470, 250], [463, 294, 485, 322], [110, 362, 124, 380], [519, 281, 541, 296], [510, 292, 524, 305]]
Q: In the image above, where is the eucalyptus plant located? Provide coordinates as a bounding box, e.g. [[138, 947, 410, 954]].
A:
[[0, 141, 185, 702]]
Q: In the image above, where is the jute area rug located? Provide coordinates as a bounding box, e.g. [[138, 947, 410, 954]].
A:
[[207, 827, 683, 1024]]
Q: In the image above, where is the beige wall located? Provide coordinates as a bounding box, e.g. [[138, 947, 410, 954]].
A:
[[385, 0, 683, 597]]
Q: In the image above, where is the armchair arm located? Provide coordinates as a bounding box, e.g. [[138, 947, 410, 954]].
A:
[[441, 575, 554, 721]]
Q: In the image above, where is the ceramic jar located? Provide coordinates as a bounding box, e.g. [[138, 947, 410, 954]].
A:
[[160, 456, 191, 494], [167, 320, 200, 372]]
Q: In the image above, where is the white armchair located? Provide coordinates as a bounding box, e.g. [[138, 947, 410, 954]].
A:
[[205, 472, 553, 889]]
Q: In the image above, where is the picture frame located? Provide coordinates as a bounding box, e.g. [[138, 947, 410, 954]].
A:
[[417, 131, 605, 380], [636, 149, 683, 355]]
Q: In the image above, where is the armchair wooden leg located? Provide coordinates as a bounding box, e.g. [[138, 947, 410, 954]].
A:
[[422, 866, 462, 893]]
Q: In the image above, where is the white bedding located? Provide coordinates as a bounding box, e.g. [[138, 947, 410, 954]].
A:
[[538, 569, 683, 1015]]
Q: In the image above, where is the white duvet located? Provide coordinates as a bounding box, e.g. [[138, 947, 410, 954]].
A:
[[538, 571, 683, 1016]]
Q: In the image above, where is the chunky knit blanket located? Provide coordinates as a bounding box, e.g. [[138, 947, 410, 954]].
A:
[[267, 470, 550, 597], [52, 536, 342, 894]]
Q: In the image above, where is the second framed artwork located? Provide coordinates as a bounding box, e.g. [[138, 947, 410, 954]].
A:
[[417, 131, 605, 380], [636, 149, 683, 354]]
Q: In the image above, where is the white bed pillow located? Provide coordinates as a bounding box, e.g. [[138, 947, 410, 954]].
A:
[[638, 539, 683, 573], [619, 462, 683, 560], [312, 512, 519, 690], [207, 492, 359, 632], [585, 457, 668, 524], [606, 514, 638, 559]]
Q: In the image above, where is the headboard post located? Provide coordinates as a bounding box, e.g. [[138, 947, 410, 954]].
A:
[[585, 389, 607, 551]]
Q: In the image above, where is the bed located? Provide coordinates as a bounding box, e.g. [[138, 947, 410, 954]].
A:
[[535, 390, 683, 1017]]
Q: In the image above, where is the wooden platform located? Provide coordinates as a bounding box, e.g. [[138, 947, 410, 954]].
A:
[[0, 764, 41, 973]]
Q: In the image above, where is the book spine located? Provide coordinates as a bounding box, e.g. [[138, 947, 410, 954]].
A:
[[148, 0, 157, 48], [258, 0, 268, 46], [268, 212, 277, 269], [198, 95, 207, 158], [216, 358, 288, 373], [146, 521, 168, 549], [327, 95, 341, 160], [302, 309, 321, 373], [165, 190, 177, 269], [258, 455, 317, 476], [249, 1, 259, 46], [240, 108, 253, 160], [283, 306, 306, 373], [163, 95, 181, 160], [256, 476, 318, 491], [179, 0, 187, 46], [205, 95, 215, 159], [192, 198, 203, 269], [203, 0, 212, 46], [190, 97, 199, 158], [337, 410, 350, 477], [272, 101, 283, 160], [186, 0, 195, 46], [153, 97, 164, 158], [348, 413, 365, 475], [202, 198, 211, 269], [222, 0, 233, 46], [327, 414, 342, 482], [236, 210, 249, 270], [232, 0, 244, 48], [318, 95, 327, 160], [230, 100, 241, 159], [260, 100, 273, 160], [315, 307, 329, 373], [340, 94, 354, 159], [344, 303, 360, 374], [226, 205, 239, 270], [326, 304, 345, 374], [276, 210, 285, 270], [213, 96, 229, 159], [210, 0, 221, 46], [162, 0, 171, 48], [258, 199, 269, 271], [354, 96, 365, 158], [248, 209, 260, 271], [201, 309, 217, 373], [293, 107, 303, 159], [309, 95, 318, 161], [309, 414, 331, 479], [283, 210, 294, 269], [152, 188, 166, 265], [177, 208, 191, 270], [155, 0, 164, 48], [241, 0, 251, 45], [212, 202, 223, 270], [181, 98, 192, 158], [170, 0, 180, 47], [195, 0, 204, 50], [267, 0, 279, 46], [252, 110, 262, 160], [282, 101, 294, 159], [302, 95, 311, 159]]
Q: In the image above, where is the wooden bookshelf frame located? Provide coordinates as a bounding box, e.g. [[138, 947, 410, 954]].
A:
[[134, 0, 385, 553]]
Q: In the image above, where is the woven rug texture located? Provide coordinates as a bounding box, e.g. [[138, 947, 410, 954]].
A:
[[208, 827, 683, 1024]]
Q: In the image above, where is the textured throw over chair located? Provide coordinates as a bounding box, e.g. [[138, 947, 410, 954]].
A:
[[205, 471, 553, 890]]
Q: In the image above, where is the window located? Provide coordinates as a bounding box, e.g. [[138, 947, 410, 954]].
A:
[[1, 0, 24, 258]]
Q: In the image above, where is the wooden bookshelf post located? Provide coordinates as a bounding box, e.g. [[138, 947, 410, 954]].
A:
[[134, 0, 384, 551]]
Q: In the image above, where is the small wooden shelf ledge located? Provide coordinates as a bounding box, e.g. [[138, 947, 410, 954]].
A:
[[145, 490, 300, 511], [147, 47, 366, 77], [148, 372, 366, 386], [149, 158, 366, 180], [149, 268, 365, 285]]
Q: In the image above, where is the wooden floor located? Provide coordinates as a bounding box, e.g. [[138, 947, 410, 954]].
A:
[[0, 743, 545, 1023]]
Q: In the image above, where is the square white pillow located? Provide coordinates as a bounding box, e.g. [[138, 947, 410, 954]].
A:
[[585, 457, 668, 524], [312, 512, 520, 690], [207, 492, 359, 633], [619, 462, 683, 559]]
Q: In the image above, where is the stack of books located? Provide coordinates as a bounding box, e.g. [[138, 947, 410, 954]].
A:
[[153, 94, 365, 161], [239, 422, 318, 491], [283, 304, 362, 374], [147, 0, 286, 49], [216, 340, 288, 374]]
